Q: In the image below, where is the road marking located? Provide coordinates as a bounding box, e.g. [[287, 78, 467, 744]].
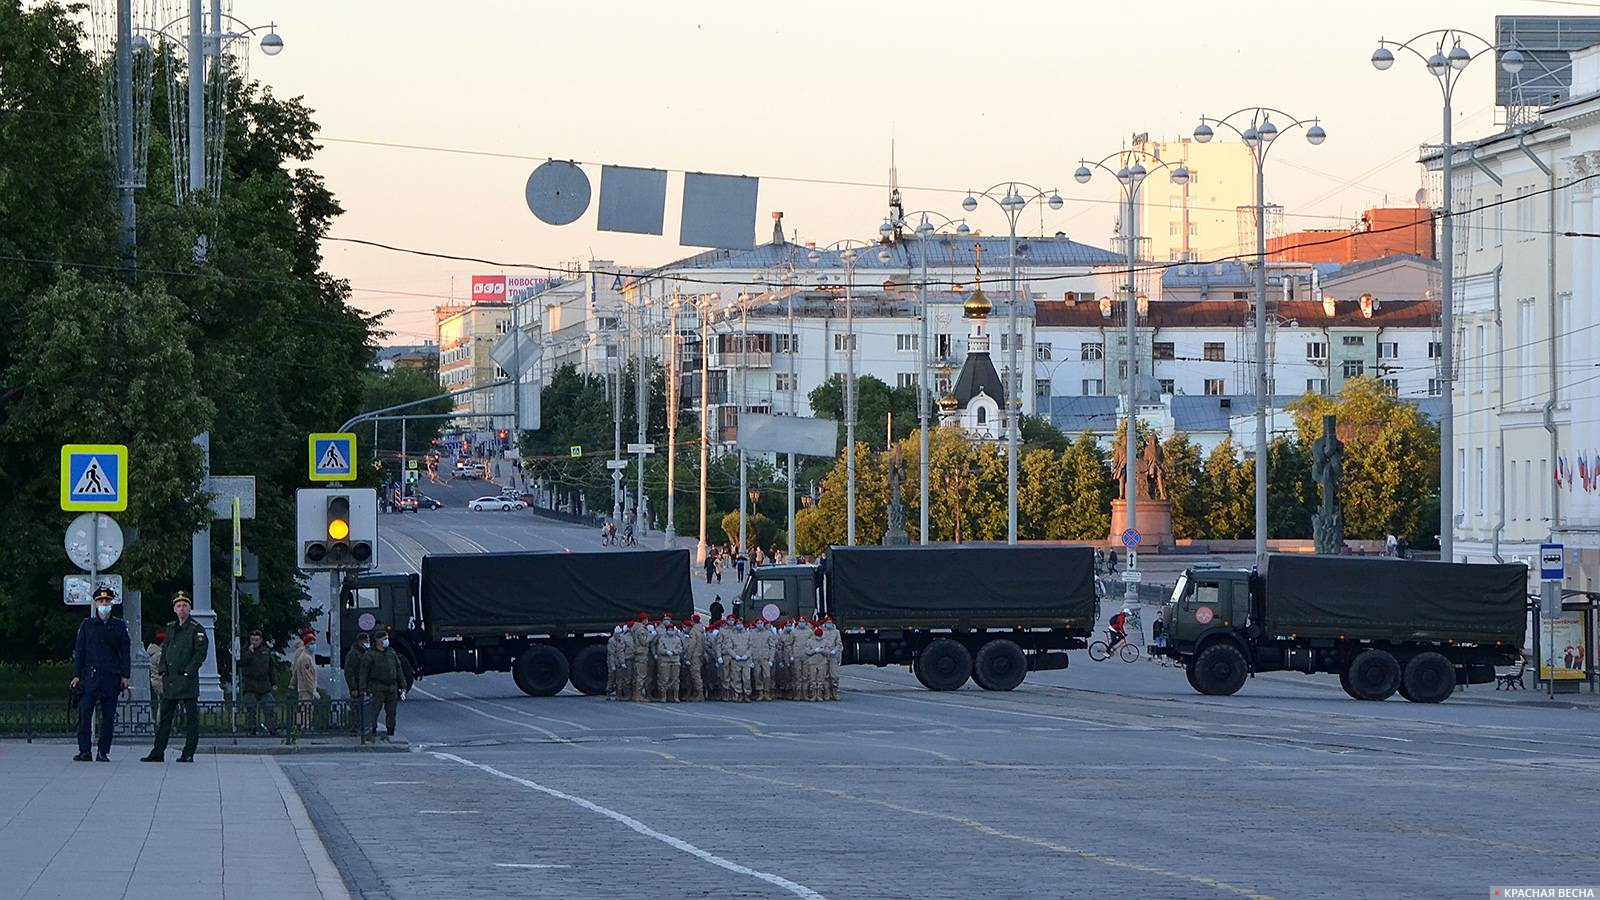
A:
[[496, 863, 572, 870], [418, 809, 480, 815], [430, 751, 827, 900], [410, 686, 574, 744], [372, 781, 423, 785]]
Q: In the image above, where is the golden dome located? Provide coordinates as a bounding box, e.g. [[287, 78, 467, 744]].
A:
[[937, 392, 959, 412], [963, 285, 992, 319]]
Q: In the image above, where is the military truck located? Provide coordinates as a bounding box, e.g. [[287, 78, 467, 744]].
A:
[[340, 549, 693, 697], [731, 544, 1097, 691], [1155, 554, 1527, 703]]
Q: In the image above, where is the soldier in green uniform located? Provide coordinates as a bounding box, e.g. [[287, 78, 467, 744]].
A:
[[143, 591, 209, 762], [343, 631, 370, 701], [357, 631, 408, 738]]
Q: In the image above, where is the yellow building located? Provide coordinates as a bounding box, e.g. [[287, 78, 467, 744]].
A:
[[436, 302, 511, 419], [1131, 135, 1257, 265]]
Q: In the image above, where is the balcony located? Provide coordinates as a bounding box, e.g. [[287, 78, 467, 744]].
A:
[[710, 349, 773, 369]]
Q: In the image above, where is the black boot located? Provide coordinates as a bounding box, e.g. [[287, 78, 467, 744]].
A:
[[140, 752, 163, 762], [96, 753, 110, 762], [73, 752, 92, 762], [176, 754, 194, 763]]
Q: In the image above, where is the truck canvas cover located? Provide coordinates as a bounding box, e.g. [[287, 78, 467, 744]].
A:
[[1261, 554, 1527, 644], [420, 549, 693, 636], [825, 545, 1096, 630]]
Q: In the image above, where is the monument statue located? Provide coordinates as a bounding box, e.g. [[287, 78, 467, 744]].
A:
[[1114, 433, 1168, 502], [1311, 413, 1345, 555], [883, 445, 909, 546]]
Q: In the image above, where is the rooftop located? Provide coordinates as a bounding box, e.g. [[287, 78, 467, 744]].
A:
[[1034, 298, 1440, 329], [662, 235, 1123, 272]]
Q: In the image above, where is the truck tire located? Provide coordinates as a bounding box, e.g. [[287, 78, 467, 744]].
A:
[[972, 640, 1027, 691], [912, 660, 934, 689], [1346, 649, 1400, 701], [569, 645, 609, 696], [917, 639, 972, 691], [1339, 668, 1362, 700], [1184, 661, 1203, 694], [512, 645, 570, 697], [1192, 644, 1248, 696], [1401, 652, 1455, 704]]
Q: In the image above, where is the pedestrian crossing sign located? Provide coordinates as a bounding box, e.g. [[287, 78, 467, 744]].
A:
[[60, 444, 128, 512], [308, 432, 357, 482]]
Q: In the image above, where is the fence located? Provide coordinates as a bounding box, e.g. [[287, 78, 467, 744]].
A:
[[0, 695, 376, 745]]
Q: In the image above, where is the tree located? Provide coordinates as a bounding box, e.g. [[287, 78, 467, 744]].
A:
[[362, 363, 453, 473], [791, 442, 887, 553], [1289, 377, 1439, 544], [1265, 435, 1316, 539], [1162, 433, 1207, 540], [807, 374, 919, 451], [1060, 431, 1115, 539], [1019, 415, 1069, 453], [1200, 439, 1254, 539]]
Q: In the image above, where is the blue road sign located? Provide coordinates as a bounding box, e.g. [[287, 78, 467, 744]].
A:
[[1121, 528, 1142, 549], [308, 432, 357, 482], [61, 444, 128, 512], [1540, 543, 1564, 581]]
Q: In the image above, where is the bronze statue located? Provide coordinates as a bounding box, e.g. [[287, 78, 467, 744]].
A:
[[1114, 432, 1168, 502], [883, 445, 909, 546], [1311, 414, 1345, 555]]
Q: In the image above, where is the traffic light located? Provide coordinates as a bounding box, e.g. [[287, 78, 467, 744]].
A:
[[498, 429, 508, 442], [296, 489, 377, 570]]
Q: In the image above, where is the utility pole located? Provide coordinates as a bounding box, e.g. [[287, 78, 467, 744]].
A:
[[787, 285, 797, 559], [636, 282, 649, 539], [612, 313, 623, 523], [187, 0, 204, 196], [697, 298, 711, 562], [666, 293, 680, 548], [115, 0, 136, 273], [738, 302, 749, 556]]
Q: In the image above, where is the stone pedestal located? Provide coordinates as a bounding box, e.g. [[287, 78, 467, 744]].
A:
[[1109, 499, 1174, 549]]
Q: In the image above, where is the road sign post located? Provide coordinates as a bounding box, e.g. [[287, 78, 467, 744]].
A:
[[62, 440, 128, 620]]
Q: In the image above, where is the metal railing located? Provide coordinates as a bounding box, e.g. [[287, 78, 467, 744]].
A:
[[0, 695, 377, 745]]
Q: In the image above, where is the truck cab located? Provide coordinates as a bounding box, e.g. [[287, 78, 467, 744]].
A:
[[340, 572, 421, 670], [1159, 566, 1254, 660], [732, 565, 820, 624]]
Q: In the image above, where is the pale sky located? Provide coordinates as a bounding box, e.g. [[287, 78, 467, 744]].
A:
[[228, 0, 1583, 345]]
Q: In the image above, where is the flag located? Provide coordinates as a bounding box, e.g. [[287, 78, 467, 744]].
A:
[[1580, 454, 1589, 493], [1556, 456, 1566, 489]]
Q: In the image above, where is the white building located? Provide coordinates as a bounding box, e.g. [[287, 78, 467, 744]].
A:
[[1435, 40, 1600, 584]]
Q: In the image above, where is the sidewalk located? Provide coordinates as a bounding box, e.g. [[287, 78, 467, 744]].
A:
[[0, 741, 349, 900]]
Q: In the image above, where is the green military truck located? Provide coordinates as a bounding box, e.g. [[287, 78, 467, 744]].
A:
[[731, 544, 1097, 692], [1155, 554, 1528, 703]]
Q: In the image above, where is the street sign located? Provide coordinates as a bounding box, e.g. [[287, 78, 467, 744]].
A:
[[65, 513, 123, 572], [1121, 528, 1142, 549], [64, 574, 123, 606], [206, 475, 256, 519], [406, 458, 419, 469], [626, 443, 655, 454], [611, 470, 624, 483], [605, 460, 629, 470], [232, 497, 243, 579], [1121, 570, 1143, 583], [1540, 543, 1564, 581], [308, 433, 357, 482], [570, 446, 583, 458], [61, 444, 128, 512]]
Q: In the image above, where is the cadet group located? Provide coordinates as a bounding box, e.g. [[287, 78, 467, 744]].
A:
[[606, 614, 842, 702]]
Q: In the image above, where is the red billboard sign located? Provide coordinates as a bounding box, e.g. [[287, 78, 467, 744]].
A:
[[470, 274, 507, 302]]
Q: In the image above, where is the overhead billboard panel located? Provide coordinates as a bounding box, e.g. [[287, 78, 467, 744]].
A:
[[736, 413, 837, 457]]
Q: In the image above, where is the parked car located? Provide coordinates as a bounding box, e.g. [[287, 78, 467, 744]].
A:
[[469, 496, 525, 512]]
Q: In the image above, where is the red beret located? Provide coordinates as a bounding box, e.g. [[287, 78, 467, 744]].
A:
[[637, 613, 648, 621], [691, 614, 701, 623]]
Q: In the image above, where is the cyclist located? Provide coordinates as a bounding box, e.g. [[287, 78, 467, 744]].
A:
[[1106, 607, 1131, 652]]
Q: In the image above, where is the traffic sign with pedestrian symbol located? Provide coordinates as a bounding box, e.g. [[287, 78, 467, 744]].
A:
[[61, 444, 128, 512], [570, 446, 583, 458], [308, 433, 357, 482]]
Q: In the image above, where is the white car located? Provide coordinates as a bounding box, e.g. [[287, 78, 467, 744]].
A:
[[469, 496, 525, 512]]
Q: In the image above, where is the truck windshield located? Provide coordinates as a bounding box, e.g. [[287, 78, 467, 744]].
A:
[[1170, 572, 1190, 605]]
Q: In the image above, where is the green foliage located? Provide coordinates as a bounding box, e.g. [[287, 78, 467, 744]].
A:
[[1200, 439, 1255, 539], [807, 374, 919, 451], [1060, 431, 1115, 539], [1266, 435, 1316, 539], [1162, 433, 1207, 539], [1019, 415, 1069, 453], [520, 361, 670, 517], [362, 363, 453, 469]]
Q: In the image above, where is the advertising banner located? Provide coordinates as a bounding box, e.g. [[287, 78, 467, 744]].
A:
[[1539, 615, 1587, 680], [470, 274, 507, 302]]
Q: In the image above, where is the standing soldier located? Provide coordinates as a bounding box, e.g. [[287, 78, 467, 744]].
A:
[[654, 620, 684, 702], [72, 585, 130, 762], [343, 631, 370, 704], [146, 631, 166, 718], [803, 626, 828, 701], [726, 618, 753, 702], [143, 591, 208, 763], [707, 619, 725, 701], [629, 614, 651, 702], [292, 630, 318, 730], [750, 620, 775, 701], [237, 630, 277, 735], [605, 625, 625, 700], [358, 630, 407, 738], [683, 615, 706, 701], [822, 618, 843, 701]]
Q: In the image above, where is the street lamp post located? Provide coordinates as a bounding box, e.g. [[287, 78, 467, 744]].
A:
[[1192, 108, 1326, 570], [884, 211, 971, 544], [1074, 150, 1190, 603], [1372, 32, 1525, 561], [960, 184, 1064, 544], [809, 239, 889, 546]]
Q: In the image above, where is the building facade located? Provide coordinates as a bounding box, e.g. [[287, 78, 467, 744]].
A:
[[1131, 135, 1257, 263], [436, 302, 510, 419]]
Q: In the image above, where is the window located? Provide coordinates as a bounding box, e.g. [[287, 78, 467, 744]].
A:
[[1474, 324, 1486, 394], [1170, 197, 1181, 209], [1378, 341, 1398, 359], [1519, 299, 1536, 400], [936, 333, 953, 358], [597, 316, 619, 331], [1306, 341, 1327, 361], [1342, 360, 1365, 379], [1516, 185, 1534, 241], [1381, 378, 1399, 394], [833, 334, 856, 351], [1341, 335, 1365, 347], [1000, 333, 1008, 351], [1540, 459, 1549, 519], [1035, 379, 1051, 398], [1170, 223, 1180, 236], [935, 374, 952, 394], [1187, 170, 1199, 185], [1082, 379, 1104, 396], [1203, 342, 1225, 362], [896, 334, 918, 352], [1204, 378, 1225, 396], [1158, 378, 1175, 395], [1153, 342, 1175, 361], [1474, 203, 1484, 252], [1475, 448, 1485, 515], [1232, 291, 1249, 300], [976, 407, 987, 425], [604, 344, 618, 358], [775, 372, 795, 392], [1428, 378, 1441, 396], [896, 373, 918, 389], [774, 333, 799, 353], [1524, 460, 1533, 520], [1081, 342, 1104, 360], [1428, 340, 1442, 359], [352, 588, 381, 610], [1306, 378, 1327, 394], [756, 579, 787, 603], [1118, 360, 1130, 378], [1035, 343, 1052, 361], [1188, 224, 1198, 236]]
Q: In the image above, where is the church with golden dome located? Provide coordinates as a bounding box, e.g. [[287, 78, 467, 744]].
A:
[[938, 245, 1008, 444]]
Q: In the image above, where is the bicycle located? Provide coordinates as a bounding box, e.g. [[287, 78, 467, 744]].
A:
[[1087, 630, 1140, 662]]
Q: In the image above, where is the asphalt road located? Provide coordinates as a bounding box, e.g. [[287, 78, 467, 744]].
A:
[[282, 497, 1600, 900]]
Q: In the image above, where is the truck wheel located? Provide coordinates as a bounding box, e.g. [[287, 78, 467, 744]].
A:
[[1184, 662, 1203, 694], [917, 639, 972, 691], [912, 659, 934, 689], [973, 640, 1027, 691], [512, 646, 570, 697], [1346, 649, 1400, 701], [1339, 668, 1362, 700], [1192, 644, 1248, 696], [1401, 652, 1455, 704], [569, 645, 609, 696]]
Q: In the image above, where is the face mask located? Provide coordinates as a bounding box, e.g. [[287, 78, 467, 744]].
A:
[[96, 604, 112, 617], [647, 625, 656, 634], [306, 643, 316, 652]]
